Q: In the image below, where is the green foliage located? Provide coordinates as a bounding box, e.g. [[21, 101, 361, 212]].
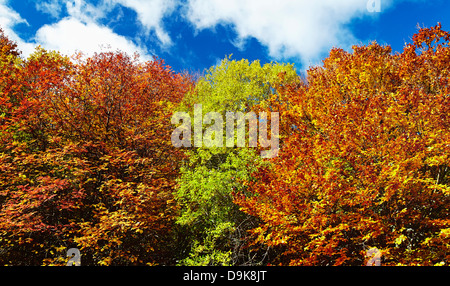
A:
[[175, 56, 298, 265], [181, 55, 298, 114]]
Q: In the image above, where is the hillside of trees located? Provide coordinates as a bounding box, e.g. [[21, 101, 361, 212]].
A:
[[0, 24, 449, 266]]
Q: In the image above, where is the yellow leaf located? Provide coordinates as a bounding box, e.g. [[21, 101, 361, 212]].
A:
[[394, 234, 407, 246]]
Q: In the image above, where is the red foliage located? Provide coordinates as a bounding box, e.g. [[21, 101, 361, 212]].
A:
[[0, 42, 192, 265]]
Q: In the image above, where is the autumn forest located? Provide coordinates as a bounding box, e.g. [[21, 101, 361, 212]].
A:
[[0, 24, 449, 266]]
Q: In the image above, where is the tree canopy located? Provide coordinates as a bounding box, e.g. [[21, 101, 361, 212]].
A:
[[0, 24, 449, 266]]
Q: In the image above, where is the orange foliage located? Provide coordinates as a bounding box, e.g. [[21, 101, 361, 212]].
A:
[[235, 24, 450, 266]]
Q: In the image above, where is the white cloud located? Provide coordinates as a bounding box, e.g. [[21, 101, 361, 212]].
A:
[[34, 17, 151, 60], [0, 0, 152, 60], [0, 0, 25, 28], [185, 0, 389, 66], [109, 0, 177, 46], [66, 0, 111, 23], [32, 0, 179, 55], [35, 0, 64, 19], [0, 0, 36, 56]]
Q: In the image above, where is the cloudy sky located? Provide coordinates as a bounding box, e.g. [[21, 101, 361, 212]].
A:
[[1, 0, 449, 73]]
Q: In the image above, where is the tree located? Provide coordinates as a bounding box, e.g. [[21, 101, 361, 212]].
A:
[[0, 43, 192, 265], [175, 56, 298, 265], [234, 24, 450, 266], [0, 27, 23, 144]]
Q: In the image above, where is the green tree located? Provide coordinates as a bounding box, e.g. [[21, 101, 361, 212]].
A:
[[174, 56, 298, 265]]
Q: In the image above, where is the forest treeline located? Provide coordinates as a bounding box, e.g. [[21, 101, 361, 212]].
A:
[[0, 24, 449, 266]]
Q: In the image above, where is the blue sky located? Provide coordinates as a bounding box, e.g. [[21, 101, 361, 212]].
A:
[[1, 0, 449, 74]]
